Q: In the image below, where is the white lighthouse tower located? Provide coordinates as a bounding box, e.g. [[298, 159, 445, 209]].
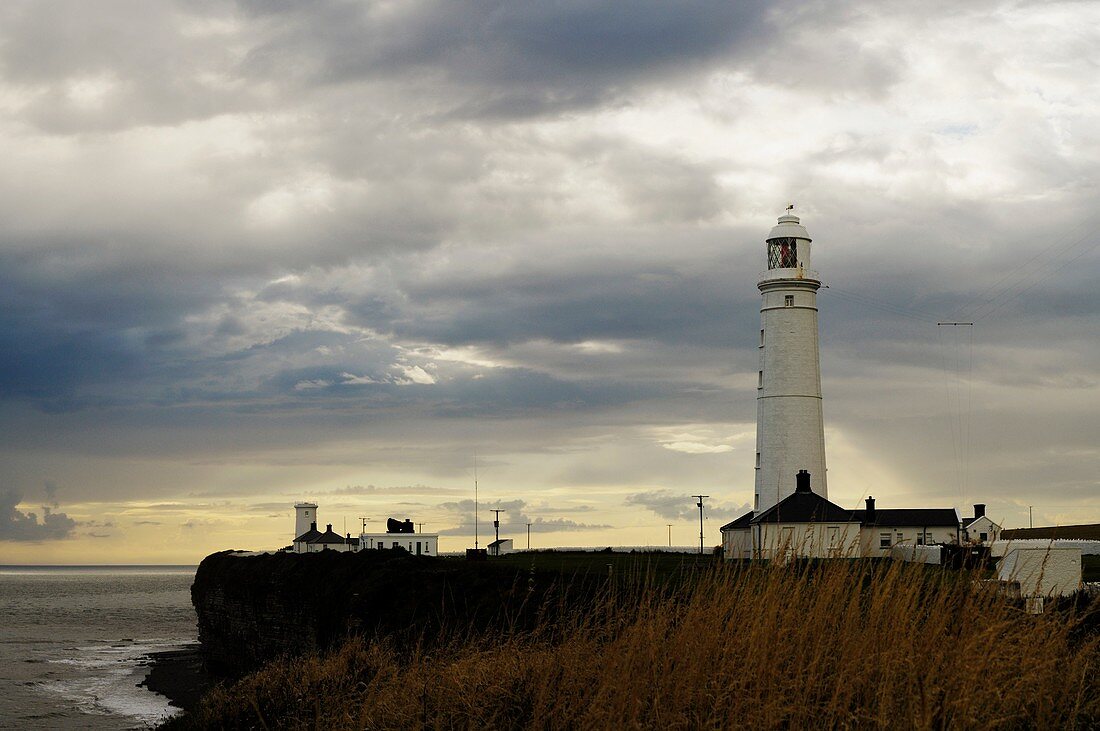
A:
[[753, 210, 827, 514], [294, 501, 318, 539]]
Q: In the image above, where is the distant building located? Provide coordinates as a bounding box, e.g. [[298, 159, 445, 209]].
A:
[[959, 504, 1001, 544], [725, 213, 998, 563], [291, 522, 358, 553], [721, 471, 981, 561], [998, 546, 1082, 598], [852, 498, 960, 557], [287, 504, 437, 556], [487, 538, 513, 556]]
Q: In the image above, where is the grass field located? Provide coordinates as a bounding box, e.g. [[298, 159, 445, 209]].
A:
[[168, 557, 1100, 730]]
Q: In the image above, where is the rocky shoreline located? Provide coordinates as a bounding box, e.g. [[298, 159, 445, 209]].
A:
[[140, 646, 212, 716]]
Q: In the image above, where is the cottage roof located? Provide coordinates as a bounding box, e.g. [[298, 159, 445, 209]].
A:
[[853, 508, 959, 528], [720, 510, 754, 532], [752, 491, 856, 524], [488, 538, 510, 547], [310, 525, 347, 545], [293, 527, 322, 544]]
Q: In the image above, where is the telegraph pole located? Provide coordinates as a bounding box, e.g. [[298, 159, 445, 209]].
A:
[[473, 452, 479, 549], [417, 522, 425, 534], [1029, 506, 1033, 529], [526, 522, 532, 550], [667, 524, 672, 548], [491, 508, 505, 546], [692, 496, 709, 555]]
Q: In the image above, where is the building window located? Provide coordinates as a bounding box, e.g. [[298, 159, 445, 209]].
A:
[[755, 452, 761, 468], [979, 532, 988, 542], [757, 370, 763, 388], [760, 329, 765, 346], [784, 295, 794, 307], [879, 533, 891, 549], [754, 493, 759, 511], [768, 238, 798, 269]]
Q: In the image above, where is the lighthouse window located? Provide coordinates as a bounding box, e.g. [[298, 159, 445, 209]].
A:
[[757, 370, 763, 388], [768, 237, 798, 269], [784, 295, 794, 307]]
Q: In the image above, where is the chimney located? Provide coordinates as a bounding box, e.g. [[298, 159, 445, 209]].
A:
[[865, 496, 876, 523], [973, 503, 985, 519], [795, 470, 812, 493], [310, 521, 316, 531], [326, 524, 332, 532]]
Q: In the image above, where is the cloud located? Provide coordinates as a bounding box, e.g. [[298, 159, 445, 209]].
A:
[[435, 498, 610, 535], [625, 490, 748, 523], [0, 490, 77, 541]]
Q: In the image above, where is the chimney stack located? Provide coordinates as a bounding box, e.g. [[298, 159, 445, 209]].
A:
[[326, 524, 332, 532], [973, 503, 985, 519], [310, 521, 316, 531], [865, 496, 876, 523], [795, 470, 812, 493]]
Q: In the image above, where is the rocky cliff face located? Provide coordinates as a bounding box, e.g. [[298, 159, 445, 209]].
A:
[[191, 550, 585, 677]]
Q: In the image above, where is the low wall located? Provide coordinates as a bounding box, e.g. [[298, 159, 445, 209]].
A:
[[889, 544, 941, 565]]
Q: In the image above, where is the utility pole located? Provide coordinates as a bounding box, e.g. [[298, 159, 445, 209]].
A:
[[417, 522, 425, 534], [1029, 506, 1033, 529], [526, 522, 532, 550], [667, 524, 672, 548], [491, 508, 505, 546], [692, 496, 709, 555], [473, 452, 479, 549]]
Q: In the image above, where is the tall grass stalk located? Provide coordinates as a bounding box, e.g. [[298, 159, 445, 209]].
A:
[[174, 559, 1098, 729]]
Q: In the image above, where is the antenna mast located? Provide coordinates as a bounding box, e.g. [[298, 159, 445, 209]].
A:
[[491, 508, 505, 547]]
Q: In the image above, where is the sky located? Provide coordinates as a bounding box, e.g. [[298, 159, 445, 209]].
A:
[[2, 0, 1099, 564]]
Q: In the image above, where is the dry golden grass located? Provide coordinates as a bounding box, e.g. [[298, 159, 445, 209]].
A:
[[173, 559, 1099, 730]]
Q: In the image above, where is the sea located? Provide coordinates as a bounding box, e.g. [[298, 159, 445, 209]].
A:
[[0, 566, 197, 730]]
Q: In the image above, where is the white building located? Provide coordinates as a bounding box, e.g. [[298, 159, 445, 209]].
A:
[[488, 538, 514, 556], [998, 546, 1082, 598], [747, 471, 861, 560], [291, 522, 357, 553], [959, 504, 1001, 544], [287, 505, 437, 556], [359, 527, 439, 556], [294, 502, 318, 539], [754, 212, 828, 515], [720, 474, 964, 561], [853, 497, 960, 558]]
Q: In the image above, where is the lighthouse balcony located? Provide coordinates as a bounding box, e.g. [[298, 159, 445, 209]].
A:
[[758, 267, 820, 285]]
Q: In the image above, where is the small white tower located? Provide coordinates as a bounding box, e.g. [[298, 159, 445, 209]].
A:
[[753, 210, 827, 514], [294, 502, 318, 539]]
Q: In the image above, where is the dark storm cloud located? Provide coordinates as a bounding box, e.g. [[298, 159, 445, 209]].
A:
[[240, 0, 770, 116], [0, 489, 77, 541]]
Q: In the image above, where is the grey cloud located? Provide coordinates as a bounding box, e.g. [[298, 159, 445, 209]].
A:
[[0, 490, 77, 541], [436, 498, 610, 535], [240, 0, 770, 116], [626, 490, 748, 523]]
